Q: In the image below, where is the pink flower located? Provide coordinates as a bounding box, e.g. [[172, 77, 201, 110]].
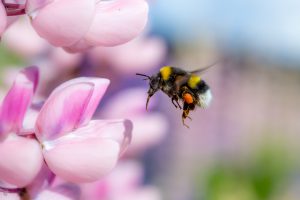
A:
[[1, 0, 149, 52], [35, 77, 133, 182], [0, 66, 43, 187], [0, 66, 133, 191]]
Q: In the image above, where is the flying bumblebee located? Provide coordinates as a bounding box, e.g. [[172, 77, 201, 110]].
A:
[[136, 64, 213, 128]]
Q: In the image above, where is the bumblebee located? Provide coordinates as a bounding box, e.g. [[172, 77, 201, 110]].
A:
[[136, 65, 213, 128]]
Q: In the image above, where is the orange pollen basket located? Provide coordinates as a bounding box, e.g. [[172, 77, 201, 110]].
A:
[[183, 93, 193, 104]]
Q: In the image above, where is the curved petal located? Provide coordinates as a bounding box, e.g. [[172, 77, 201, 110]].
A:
[[85, 0, 148, 46], [0, 135, 43, 187], [30, 0, 95, 46], [0, 66, 39, 139], [36, 78, 110, 141], [42, 119, 132, 183]]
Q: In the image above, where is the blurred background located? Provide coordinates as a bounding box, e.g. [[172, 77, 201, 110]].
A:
[[1, 0, 300, 199]]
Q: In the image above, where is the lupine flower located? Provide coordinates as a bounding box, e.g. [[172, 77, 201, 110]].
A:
[[0, 67, 133, 196], [34, 77, 133, 183], [0, 66, 43, 187], [1, 0, 149, 52]]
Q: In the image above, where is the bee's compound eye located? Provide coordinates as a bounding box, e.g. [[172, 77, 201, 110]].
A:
[[183, 93, 194, 104]]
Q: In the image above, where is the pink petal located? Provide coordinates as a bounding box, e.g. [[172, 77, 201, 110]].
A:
[[35, 78, 110, 141], [42, 119, 132, 183], [0, 66, 38, 138], [85, 0, 148, 46], [0, 135, 43, 187], [0, 3, 7, 35], [30, 0, 95, 46]]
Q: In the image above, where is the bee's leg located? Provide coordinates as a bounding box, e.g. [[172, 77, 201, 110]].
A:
[[182, 105, 191, 128], [182, 115, 190, 128], [146, 95, 151, 110], [171, 98, 178, 109], [171, 96, 182, 109], [175, 99, 182, 109]]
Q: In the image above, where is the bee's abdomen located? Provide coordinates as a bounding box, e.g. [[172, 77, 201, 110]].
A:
[[195, 80, 210, 93]]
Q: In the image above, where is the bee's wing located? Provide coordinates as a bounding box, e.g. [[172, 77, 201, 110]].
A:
[[189, 60, 218, 74], [174, 75, 190, 89]]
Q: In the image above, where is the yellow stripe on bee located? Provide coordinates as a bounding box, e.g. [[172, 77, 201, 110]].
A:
[[188, 74, 201, 89], [160, 66, 172, 81]]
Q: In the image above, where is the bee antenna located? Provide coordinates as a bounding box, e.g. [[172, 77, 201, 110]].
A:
[[136, 73, 151, 79]]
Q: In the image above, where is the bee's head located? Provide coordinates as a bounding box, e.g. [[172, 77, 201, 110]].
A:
[[136, 73, 161, 110], [148, 75, 161, 95], [136, 73, 160, 95]]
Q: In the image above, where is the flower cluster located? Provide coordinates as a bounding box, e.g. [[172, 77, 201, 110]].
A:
[[0, 1, 168, 198], [0, 0, 149, 52], [0, 66, 133, 198]]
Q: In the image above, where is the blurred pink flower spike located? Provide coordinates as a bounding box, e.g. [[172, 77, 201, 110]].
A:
[[0, 66, 43, 187], [35, 77, 133, 183]]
